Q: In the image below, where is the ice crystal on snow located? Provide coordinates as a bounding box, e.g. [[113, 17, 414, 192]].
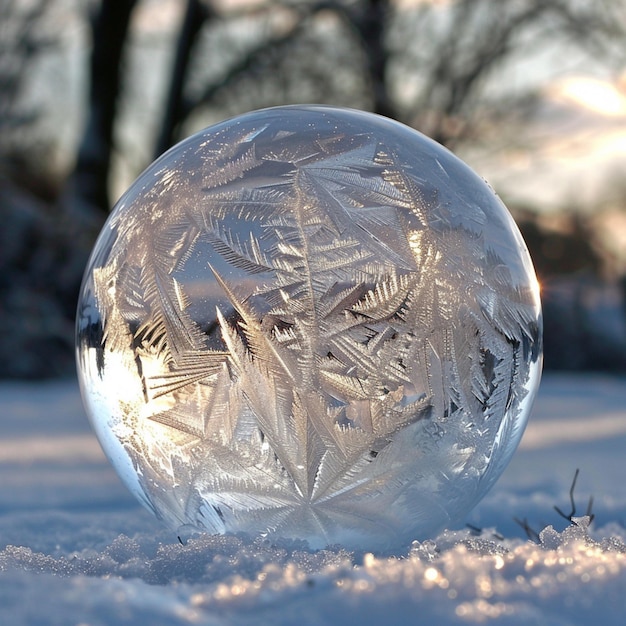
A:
[[76, 105, 542, 551]]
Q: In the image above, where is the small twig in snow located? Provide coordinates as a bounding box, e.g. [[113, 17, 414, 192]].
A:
[[554, 468, 595, 524], [466, 523, 505, 541], [514, 517, 541, 543]]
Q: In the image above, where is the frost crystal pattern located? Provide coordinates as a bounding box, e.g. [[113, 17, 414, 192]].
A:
[[76, 106, 542, 551]]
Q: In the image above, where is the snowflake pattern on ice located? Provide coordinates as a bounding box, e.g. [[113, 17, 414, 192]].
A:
[[76, 106, 542, 551]]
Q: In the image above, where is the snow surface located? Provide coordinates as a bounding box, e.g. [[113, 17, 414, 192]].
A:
[[1, 373, 625, 625]]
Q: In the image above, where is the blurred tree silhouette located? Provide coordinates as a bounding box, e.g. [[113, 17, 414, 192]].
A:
[[0, 0, 58, 196], [515, 207, 626, 371], [2, 0, 626, 377], [70, 0, 137, 219], [0, 0, 79, 378], [70, 0, 626, 218]]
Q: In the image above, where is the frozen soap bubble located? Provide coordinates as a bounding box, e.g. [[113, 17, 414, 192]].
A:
[[76, 105, 542, 552]]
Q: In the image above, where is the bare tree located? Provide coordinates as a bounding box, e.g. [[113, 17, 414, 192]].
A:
[[145, 0, 625, 153], [65, 0, 626, 210], [399, 0, 626, 146], [69, 0, 137, 219], [3, 0, 624, 378], [0, 0, 79, 379], [0, 0, 57, 194], [155, 0, 211, 158]]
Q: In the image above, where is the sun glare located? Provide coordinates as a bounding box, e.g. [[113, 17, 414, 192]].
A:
[[553, 77, 626, 117]]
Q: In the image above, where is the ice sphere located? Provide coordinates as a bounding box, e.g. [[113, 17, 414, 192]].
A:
[[76, 105, 542, 552]]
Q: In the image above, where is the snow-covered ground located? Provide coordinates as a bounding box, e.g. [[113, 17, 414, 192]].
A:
[[1, 373, 625, 625]]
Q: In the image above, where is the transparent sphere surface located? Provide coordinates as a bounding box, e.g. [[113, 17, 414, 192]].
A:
[[76, 105, 542, 552]]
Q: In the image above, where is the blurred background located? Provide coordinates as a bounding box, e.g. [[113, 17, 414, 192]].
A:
[[1, 0, 626, 379]]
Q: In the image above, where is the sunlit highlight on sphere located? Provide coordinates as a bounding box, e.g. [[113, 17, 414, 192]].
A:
[[76, 105, 542, 552]]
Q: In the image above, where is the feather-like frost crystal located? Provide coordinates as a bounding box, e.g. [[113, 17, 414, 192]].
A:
[[76, 106, 542, 551]]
